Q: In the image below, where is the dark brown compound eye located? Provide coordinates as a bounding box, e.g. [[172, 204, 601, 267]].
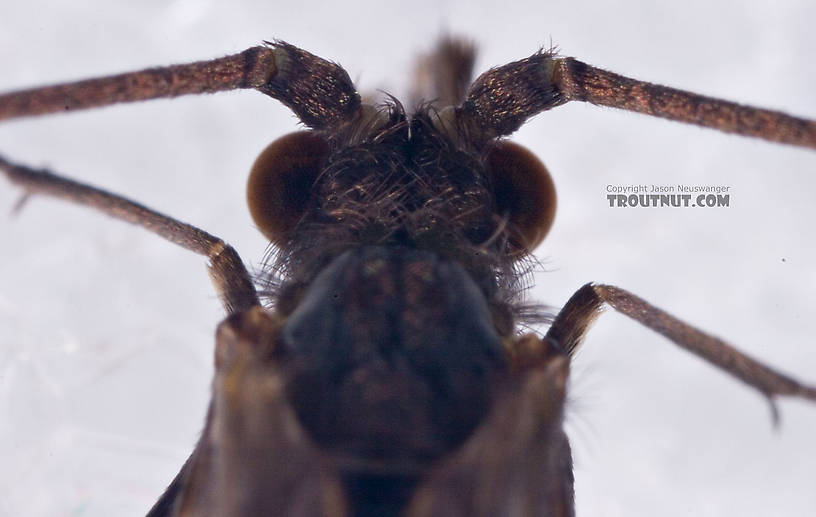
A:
[[247, 131, 330, 245], [485, 140, 557, 256]]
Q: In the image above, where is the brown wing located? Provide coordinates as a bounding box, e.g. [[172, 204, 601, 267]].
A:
[[155, 308, 347, 517], [407, 354, 574, 517]]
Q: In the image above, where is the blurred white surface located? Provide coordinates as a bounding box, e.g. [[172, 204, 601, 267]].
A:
[[1, 1, 815, 516]]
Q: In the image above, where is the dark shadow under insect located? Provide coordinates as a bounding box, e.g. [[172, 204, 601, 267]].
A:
[[1, 37, 815, 517]]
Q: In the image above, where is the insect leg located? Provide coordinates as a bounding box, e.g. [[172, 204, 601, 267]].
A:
[[257, 41, 362, 129], [550, 58, 816, 149], [546, 283, 816, 422], [0, 41, 363, 130], [453, 50, 816, 149], [0, 47, 279, 121], [0, 155, 258, 314]]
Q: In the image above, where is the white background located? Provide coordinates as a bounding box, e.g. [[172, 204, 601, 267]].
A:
[[1, 1, 815, 516]]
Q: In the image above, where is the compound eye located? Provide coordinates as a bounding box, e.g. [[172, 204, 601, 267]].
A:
[[247, 131, 330, 246], [485, 141, 557, 256]]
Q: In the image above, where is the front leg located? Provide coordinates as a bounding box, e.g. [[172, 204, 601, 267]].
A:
[[546, 283, 816, 422], [0, 155, 258, 314]]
